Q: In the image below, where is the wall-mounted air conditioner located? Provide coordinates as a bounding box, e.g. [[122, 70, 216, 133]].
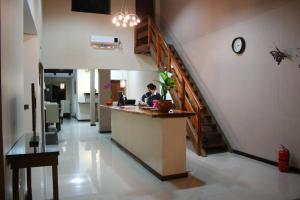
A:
[[90, 35, 121, 49]]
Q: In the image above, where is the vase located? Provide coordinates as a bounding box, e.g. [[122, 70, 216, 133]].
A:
[[105, 99, 113, 106], [158, 100, 173, 113]]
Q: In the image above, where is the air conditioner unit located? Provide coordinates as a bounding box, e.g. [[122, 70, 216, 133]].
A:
[[90, 35, 120, 49]]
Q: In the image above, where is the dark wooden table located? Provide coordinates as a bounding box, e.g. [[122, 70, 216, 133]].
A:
[[6, 134, 60, 200]]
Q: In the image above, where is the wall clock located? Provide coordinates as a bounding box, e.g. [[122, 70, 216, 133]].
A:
[[232, 37, 246, 54]]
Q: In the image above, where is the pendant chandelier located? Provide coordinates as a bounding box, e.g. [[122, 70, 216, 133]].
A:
[[112, 0, 140, 28]]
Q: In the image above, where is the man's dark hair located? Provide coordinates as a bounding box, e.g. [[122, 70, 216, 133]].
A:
[[147, 83, 156, 90]]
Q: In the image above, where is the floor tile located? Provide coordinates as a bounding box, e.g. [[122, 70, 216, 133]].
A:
[[31, 119, 300, 200]]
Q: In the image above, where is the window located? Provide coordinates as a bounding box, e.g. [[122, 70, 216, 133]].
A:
[[72, 0, 110, 15]]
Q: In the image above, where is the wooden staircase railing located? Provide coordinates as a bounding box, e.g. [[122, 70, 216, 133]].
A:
[[134, 17, 228, 156]]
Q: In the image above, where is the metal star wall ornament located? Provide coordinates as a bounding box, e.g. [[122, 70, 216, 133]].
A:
[[270, 47, 287, 65]]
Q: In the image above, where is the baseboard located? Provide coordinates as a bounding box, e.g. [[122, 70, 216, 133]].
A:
[[63, 113, 71, 118], [99, 130, 112, 134], [111, 138, 188, 181], [77, 119, 90, 122], [73, 116, 99, 122], [73, 116, 90, 122], [232, 149, 300, 173]]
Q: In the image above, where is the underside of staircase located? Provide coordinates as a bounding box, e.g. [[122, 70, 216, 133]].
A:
[[134, 17, 231, 156]]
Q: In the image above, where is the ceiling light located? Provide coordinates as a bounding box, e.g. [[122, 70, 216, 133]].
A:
[[60, 83, 65, 90], [112, 0, 140, 28], [120, 80, 126, 88]]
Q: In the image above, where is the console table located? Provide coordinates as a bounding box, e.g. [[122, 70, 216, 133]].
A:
[[6, 134, 60, 200]]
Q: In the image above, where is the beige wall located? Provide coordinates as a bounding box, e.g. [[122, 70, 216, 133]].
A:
[[23, 0, 43, 139], [1, 0, 42, 198], [23, 0, 43, 134], [1, 1, 25, 199], [160, 0, 300, 167], [42, 0, 156, 70], [23, 34, 42, 134]]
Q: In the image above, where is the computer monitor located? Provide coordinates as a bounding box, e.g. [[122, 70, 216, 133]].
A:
[[125, 99, 136, 105]]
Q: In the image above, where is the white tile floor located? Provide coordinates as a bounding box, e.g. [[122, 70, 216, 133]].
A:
[[32, 119, 300, 200]]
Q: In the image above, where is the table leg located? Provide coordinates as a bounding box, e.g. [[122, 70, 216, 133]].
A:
[[26, 168, 32, 200], [12, 168, 19, 200], [52, 165, 59, 200]]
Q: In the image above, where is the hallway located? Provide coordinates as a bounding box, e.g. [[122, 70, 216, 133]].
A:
[[30, 119, 300, 200]]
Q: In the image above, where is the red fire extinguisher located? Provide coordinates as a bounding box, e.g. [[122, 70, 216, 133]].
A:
[[278, 145, 289, 172]]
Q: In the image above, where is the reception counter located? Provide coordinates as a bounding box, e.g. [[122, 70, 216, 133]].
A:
[[102, 105, 195, 180]]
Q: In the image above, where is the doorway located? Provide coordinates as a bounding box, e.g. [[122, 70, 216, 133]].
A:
[[111, 80, 125, 101]]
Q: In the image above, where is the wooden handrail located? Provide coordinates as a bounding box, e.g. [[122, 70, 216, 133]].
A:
[[136, 17, 206, 156], [146, 16, 203, 108]]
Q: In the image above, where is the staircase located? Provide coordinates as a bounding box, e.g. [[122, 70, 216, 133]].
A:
[[134, 17, 230, 156]]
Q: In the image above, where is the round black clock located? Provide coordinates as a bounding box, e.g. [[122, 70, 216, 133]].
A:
[[232, 37, 246, 54]]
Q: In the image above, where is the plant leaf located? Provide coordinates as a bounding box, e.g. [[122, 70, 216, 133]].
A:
[[159, 71, 168, 81]]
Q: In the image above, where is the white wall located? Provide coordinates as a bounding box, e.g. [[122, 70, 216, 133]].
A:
[[75, 69, 99, 120], [42, 0, 156, 70], [126, 70, 159, 100], [160, 0, 300, 167], [73, 69, 159, 119], [79, 69, 159, 101], [111, 70, 128, 81], [77, 69, 98, 103]]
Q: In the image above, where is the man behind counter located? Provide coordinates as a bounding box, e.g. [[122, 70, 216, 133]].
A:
[[141, 83, 161, 107]]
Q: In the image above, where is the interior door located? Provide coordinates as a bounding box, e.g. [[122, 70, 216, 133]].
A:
[[111, 80, 124, 101]]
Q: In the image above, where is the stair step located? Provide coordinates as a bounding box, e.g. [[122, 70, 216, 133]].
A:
[[197, 94, 203, 101], [134, 19, 229, 156], [204, 142, 227, 149], [202, 126, 217, 132], [135, 44, 149, 54], [184, 71, 189, 77], [202, 122, 216, 127], [136, 31, 148, 40], [136, 20, 148, 29], [201, 106, 207, 112], [205, 144, 227, 154], [203, 133, 225, 145], [203, 130, 221, 136], [202, 110, 211, 116], [202, 117, 213, 124]]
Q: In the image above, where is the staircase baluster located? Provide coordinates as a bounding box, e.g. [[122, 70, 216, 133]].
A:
[[181, 80, 186, 110], [147, 17, 151, 50], [197, 106, 206, 156], [167, 51, 171, 72]]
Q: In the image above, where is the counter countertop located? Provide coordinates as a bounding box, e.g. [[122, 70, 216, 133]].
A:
[[100, 105, 195, 118], [78, 102, 99, 104]]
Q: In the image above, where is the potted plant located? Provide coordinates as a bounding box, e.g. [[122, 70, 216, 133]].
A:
[[155, 70, 176, 113], [104, 82, 113, 106]]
